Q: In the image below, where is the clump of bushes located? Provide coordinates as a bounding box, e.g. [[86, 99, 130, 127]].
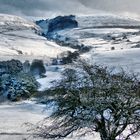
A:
[[0, 59, 23, 75], [111, 46, 115, 50], [0, 59, 41, 101], [30, 59, 46, 78], [0, 73, 38, 101], [59, 51, 80, 64]]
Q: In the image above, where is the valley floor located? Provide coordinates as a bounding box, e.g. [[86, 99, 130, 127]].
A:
[[0, 101, 139, 140], [0, 100, 100, 140]]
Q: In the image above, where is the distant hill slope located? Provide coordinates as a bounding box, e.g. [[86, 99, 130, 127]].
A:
[[37, 14, 140, 73], [0, 14, 39, 32], [37, 14, 140, 33], [76, 15, 140, 28]]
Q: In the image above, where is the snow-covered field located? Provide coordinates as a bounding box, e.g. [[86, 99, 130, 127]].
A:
[[0, 100, 100, 140], [0, 104, 101, 140], [80, 28, 140, 73], [54, 15, 140, 73], [0, 100, 48, 140]]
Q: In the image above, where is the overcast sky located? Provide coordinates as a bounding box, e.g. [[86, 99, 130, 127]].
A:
[[0, 0, 140, 18]]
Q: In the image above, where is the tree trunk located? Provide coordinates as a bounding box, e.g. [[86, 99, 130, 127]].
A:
[[98, 114, 116, 140], [100, 136, 115, 140], [100, 131, 115, 140]]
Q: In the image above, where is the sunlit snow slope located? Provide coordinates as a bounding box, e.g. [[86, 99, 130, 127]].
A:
[[0, 14, 74, 62]]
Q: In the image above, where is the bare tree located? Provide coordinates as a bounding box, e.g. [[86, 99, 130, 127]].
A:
[[32, 61, 140, 140]]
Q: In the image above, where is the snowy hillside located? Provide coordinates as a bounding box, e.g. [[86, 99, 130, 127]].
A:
[[0, 14, 39, 32], [1, 13, 140, 140], [0, 14, 74, 62], [38, 14, 140, 73]]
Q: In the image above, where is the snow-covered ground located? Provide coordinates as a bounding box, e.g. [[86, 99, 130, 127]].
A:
[[82, 48, 140, 74], [37, 65, 64, 91], [0, 99, 100, 140], [0, 100, 48, 140], [0, 97, 138, 140], [79, 27, 140, 73], [0, 100, 89, 140]]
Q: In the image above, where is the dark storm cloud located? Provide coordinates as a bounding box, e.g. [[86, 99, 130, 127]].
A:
[[0, 0, 140, 17]]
